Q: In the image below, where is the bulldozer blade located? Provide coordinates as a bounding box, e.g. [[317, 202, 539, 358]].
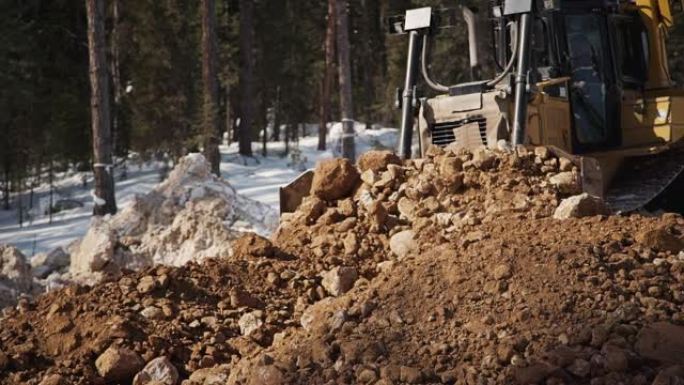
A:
[[279, 170, 314, 215]]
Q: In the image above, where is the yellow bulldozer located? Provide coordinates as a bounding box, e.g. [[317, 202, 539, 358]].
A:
[[393, 0, 684, 212], [281, 0, 684, 214]]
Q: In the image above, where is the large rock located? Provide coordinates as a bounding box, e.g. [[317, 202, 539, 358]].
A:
[[0, 245, 32, 292], [549, 172, 581, 194], [0, 245, 32, 308], [96, 346, 145, 383], [553, 193, 609, 220], [70, 220, 117, 274], [635, 322, 684, 365], [238, 311, 264, 336], [389, 230, 417, 259], [311, 159, 360, 201], [186, 365, 231, 385], [636, 227, 684, 253], [31, 247, 70, 278], [133, 356, 179, 385], [321, 267, 358, 296], [357, 151, 401, 173]]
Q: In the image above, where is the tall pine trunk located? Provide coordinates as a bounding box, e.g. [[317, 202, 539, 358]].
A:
[[201, 0, 221, 175], [86, 0, 117, 216], [318, 0, 336, 151], [336, 0, 355, 160], [110, 0, 122, 158], [238, 0, 254, 157]]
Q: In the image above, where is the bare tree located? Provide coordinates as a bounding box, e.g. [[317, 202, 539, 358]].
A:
[[318, 0, 336, 151], [201, 0, 221, 175], [336, 0, 355, 160], [86, 0, 117, 216], [238, 0, 254, 157]]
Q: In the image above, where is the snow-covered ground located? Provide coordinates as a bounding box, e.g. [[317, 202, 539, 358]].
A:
[[0, 124, 398, 257]]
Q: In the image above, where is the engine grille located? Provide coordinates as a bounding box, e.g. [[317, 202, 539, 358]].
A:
[[430, 117, 487, 147]]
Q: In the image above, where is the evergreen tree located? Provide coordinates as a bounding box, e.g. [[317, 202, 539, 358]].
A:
[[201, 0, 221, 175], [86, 0, 117, 216]]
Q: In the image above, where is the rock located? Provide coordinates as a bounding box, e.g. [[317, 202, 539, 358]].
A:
[[471, 148, 496, 170], [300, 298, 347, 333], [230, 289, 265, 309], [368, 201, 388, 228], [0, 350, 9, 371], [399, 366, 423, 384], [567, 359, 591, 378], [70, 220, 117, 274], [95, 346, 145, 383], [534, 147, 551, 160], [141, 306, 165, 320], [360, 169, 378, 186], [311, 159, 360, 201], [321, 267, 358, 296], [137, 276, 158, 294], [187, 365, 231, 385], [232, 233, 277, 258], [238, 311, 264, 336], [439, 157, 463, 177], [514, 362, 555, 384], [493, 264, 512, 280], [31, 247, 70, 278], [637, 228, 684, 253], [0, 245, 32, 308], [249, 365, 284, 385], [559, 158, 573, 172], [133, 356, 179, 385], [357, 151, 401, 173], [553, 193, 609, 219], [635, 322, 684, 365], [390, 230, 417, 259], [603, 344, 629, 372], [549, 172, 581, 194], [397, 198, 417, 221], [38, 374, 67, 385], [651, 365, 684, 385]]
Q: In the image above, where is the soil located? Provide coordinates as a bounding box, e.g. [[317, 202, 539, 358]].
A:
[[1, 147, 683, 385]]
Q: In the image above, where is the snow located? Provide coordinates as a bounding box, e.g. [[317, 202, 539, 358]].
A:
[[0, 124, 398, 258]]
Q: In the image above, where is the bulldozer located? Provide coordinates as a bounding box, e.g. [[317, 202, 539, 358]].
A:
[[280, 0, 684, 214], [391, 0, 684, 213]]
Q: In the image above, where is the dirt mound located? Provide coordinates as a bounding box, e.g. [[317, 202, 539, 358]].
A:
[[1, 147, 683, 385]]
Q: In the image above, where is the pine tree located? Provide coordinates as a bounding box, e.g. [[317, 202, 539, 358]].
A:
[[319, 0, 337, 151], [238, 0, 255, 156], [201, 0, 221, 175], [336, 0, 355, 160], [86, 0, 117, 216]]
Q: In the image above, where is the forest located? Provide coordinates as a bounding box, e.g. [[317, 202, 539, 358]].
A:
[[0, 0, 483, 213]]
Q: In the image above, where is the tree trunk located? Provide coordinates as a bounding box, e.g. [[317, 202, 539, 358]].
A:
[[238, 0, 254, 156], [110, 0, 122, 157], [86, 0, 117, 216], [202, 0, 221, 175], [319, 0, 335, 151], [336, 0, 355, 160], [225, 85, 231, 145]]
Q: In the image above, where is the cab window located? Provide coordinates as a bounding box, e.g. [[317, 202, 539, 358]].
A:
[[613, 14, 648, 87]]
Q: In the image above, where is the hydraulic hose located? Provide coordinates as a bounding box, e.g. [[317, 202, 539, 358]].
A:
[[487, 19, 518, 87], [420, 18, 519, 92], [421, 34, 450, 92]]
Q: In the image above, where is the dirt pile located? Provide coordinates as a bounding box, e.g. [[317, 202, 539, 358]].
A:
[[1, 147, 683, 385]]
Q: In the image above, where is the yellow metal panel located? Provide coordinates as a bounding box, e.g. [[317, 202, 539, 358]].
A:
[[636, 0, 673, 89]]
